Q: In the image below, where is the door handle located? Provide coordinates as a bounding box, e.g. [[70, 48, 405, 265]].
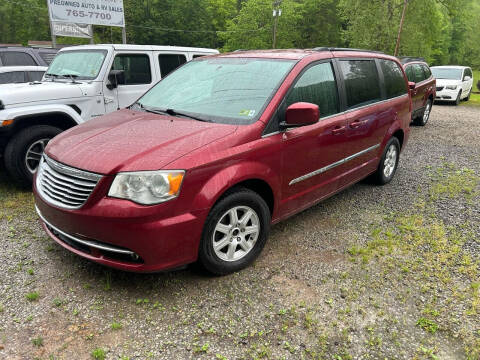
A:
[[332, 126, 346, 135], [349, 120, 367, 129]]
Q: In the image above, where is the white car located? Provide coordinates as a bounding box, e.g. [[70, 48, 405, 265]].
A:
[[0, 66, 47, 84], [0, 44, 219, 185], [431, 66, 473, 105]]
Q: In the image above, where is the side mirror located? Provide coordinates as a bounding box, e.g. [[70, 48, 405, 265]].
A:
[[408, 81, 416, 90], [283, 102, 319, 128], [464, 76, 471, 81], [106, 70, 125, 90]]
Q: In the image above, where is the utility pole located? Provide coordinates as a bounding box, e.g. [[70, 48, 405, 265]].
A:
[[394, 0, 408, 56], [272, 0, 282, 49]]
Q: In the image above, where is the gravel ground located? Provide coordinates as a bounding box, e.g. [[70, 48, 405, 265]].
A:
[[0, 104, 479, 360]]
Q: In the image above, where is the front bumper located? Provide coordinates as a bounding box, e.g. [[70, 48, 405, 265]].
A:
[[435, 88, 459, 101], [34, 183, 209, 272]]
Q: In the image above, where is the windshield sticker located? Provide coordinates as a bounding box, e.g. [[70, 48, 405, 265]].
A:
[[239, 109, 256, 117]]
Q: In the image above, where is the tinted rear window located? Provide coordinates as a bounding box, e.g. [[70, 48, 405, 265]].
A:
[[339, 60, 381, 108], [413, 64, 426, 83], [0, 51, 36, 66], [421, 64, 432, 79], [159, 54, 187, 77], [380, 60, 407, 99]]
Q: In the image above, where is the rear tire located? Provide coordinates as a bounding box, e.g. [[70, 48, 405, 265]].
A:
[[198, 188, 271, 275], [370, 137, 400, 185], [4, 125, 62, 187]]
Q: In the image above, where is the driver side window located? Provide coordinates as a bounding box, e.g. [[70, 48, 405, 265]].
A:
[[284, 62, 339, 119]]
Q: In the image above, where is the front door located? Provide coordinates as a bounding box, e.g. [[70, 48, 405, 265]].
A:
[[279, 61, 349, 216], [104, 52, 154, 113]]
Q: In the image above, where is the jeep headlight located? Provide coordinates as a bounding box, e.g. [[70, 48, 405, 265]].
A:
[[446, 85, 457, 90], [108, 170, 185, 205]]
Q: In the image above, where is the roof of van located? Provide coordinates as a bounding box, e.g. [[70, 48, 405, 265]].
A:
[[430, 65, 471, 69], [58, 44, 219, 54], [219, 48, 396, 61]]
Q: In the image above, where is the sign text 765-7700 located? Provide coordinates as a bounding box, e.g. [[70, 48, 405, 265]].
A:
[[48, 0, 125, 27]]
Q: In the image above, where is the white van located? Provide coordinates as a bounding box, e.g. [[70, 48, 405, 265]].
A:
[[431, 66, 473, 105], [0, 44, 219, 184]]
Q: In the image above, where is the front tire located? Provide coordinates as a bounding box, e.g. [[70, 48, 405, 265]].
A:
[[4, 125, 62, 186], [371, 137, 400, 185], [414, 99, 432, 126], [455, 90, 462, 105], [198, 188, 271, 275]]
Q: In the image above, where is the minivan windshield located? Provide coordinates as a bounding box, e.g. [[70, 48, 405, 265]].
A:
[[431, 68, 463, 80], [45, 50, 107, 80], [137, 57, 296, 124]]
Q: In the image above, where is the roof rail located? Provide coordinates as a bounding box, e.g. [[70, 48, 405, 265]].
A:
[[398, 56, 426, 64], [313, 47, 385, 54]]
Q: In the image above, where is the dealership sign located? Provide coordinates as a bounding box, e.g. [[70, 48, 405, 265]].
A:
[[52, 22, 93, 38], [48, 0, 125, 27]]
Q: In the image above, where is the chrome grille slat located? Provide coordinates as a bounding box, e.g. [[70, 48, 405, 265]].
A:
[[42, 187, 83, 206], [41, 181, 86, 202], [36, 155, 102, 210], [44, 166, 97, 188], [42, 174, 92, 196]]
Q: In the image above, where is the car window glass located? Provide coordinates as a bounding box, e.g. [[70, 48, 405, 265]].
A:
[[0, 71, 26, 84], [284, 62, 339, 118], [158, 54, 187, 77], [28, 71, 44, 82], [0, 51, 36, 66], [138, 58, 295, 125], [380, 60, 407, 99], [339, 59, 381, 108], [405, 65, 415, 82], [112, 54, 152, 85], [421, 65, 431, 79], [413, 64, 425, 83]]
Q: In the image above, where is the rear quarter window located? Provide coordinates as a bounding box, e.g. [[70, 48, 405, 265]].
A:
[[413, 64, 426, 83], [0, 51, 36, 66], [339, 59, 381, 109], [421, 64, 432, 79], [380, 60, 407, 99]]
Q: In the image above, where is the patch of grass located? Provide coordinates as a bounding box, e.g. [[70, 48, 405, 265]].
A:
[[91, 348, 106, 360], [110, 321, 122, 330], [429, 164, 479, 200], [416, 317, 439, 334], [52, 298, 63, 307], [193, 343, 209, 353], [31, 337, 44, 347], [26, 292, 39, 302]]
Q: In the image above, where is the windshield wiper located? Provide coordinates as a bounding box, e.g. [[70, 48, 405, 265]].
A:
[[164, 108, 211, 122], [133, 103, 211, 122], [45, 73, 80, 83]]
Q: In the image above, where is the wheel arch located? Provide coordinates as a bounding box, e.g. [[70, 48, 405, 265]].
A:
[[11, 111, 79, 135], [191, 162, 280, 218]]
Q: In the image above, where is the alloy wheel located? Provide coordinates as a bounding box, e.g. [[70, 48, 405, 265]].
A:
[[212, 206, 260, 262], [383, 144, 398, 179], [25, 138, 49, 174]]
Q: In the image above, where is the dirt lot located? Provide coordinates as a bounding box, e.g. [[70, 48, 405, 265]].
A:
[[0, 104, 479, 360]]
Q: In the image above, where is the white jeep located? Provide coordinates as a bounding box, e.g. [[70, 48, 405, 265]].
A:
[[0, 44, 219, 185]]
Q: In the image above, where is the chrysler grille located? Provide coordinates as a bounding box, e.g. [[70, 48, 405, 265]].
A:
[[36, 155, 102, 209]]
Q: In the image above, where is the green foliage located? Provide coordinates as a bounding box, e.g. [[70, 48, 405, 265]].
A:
[[0, 0, 479, 68], [416, 317, 439, 334], [91, 348, 106, 360], [26, 291, 39, 302]]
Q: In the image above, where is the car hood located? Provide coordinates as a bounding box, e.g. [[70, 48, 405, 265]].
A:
[[45, 109, 238, 174], [0, 81, 87, 106], [435, 79, 461, 87]]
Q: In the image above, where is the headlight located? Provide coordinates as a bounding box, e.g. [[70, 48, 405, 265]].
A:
[[446, 85, 457, 90], [108, 170, 185, 205]]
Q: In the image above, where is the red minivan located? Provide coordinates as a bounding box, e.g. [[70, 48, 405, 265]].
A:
[[34, 48, 411, 275]]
